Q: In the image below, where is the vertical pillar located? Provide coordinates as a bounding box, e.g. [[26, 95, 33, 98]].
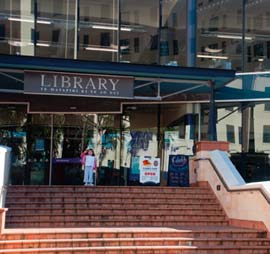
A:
[[157, 0, 162, 65], [0, 208, 8, 234], [117, 0, 121, 62], [49, 115, 53, 186], [186, 0, 197, 67], [207, 81, 217, 141], [20, 0, 35, 56], [242, 0, 246, 72], [74, 0, 79, 60]]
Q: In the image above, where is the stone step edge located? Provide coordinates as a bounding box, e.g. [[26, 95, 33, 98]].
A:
[[5, 215, 228, 220], [6, 206, 221, 210], [1, 244, 270, 253], [6, 207, 224, 212], [1, 236, 270, 244]]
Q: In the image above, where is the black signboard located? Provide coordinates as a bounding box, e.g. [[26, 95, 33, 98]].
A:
[[24, 71, 134, 99], [167, 155, 189, 187]]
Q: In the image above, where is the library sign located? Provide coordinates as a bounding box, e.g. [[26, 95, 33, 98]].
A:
[[24, 71, 134, 98]]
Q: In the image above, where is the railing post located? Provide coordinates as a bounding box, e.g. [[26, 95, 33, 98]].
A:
[[0, 208, 8, 234]]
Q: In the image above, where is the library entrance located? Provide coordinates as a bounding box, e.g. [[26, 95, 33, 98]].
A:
[[0, 55, 236, 186], [0, 103, 200, 186]]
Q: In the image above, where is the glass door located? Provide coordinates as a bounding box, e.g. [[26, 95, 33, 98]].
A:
[[51, 114, 121, 185], [52, 114, 89, 185], [26, 114, 51, 185]]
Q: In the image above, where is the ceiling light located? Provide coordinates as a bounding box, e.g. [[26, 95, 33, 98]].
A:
[[37, 20, 52, 25], [36, 43, 50, 47], [216, 34, 253, 40], [197, 54, 228, 60], [205, 47, 223, 53], [8, 17, 51, 25], [92, 25, 132, 31], [85, 46, 118, 52]]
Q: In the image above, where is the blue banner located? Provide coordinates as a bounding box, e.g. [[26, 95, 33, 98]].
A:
[[52, 158, 81, 164], [167, 155, 189, 187], [129, 156, 140, 181]]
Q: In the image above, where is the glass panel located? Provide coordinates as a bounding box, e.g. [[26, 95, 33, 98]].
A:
[[230, 103, 270, 182], [0, 0, 34, 55], [245, 1, 270, 71], [197, 0, 242, 71], [121, 104, 158, 185], [78, 0, 118, 62], [95, 115, 121, 185], [161, 0, 186, 67], [0, 105, 27, 184], [52, 114, 121, 185], [120, 0, 159, 64], [36, 0, 76, 58], [161, 103, 197, 186], [52, 114, 88, 185], [26, 114, 51, 185]]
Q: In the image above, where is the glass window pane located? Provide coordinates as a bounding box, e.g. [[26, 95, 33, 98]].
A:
[[120, 0, 159, 64], [245, 1, 270, 71], [0, 0, 34, 55], [161, 0, 186, 67], [36, 0, 76, 58], [78, 0, 118, 62], [197, 0, 242, 71], [0, 105, 28, 185]]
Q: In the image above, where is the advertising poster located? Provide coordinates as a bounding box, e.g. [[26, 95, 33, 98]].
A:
[[168, 155, 189, 187], [139, 156, 160, 184], [129, 156, 140, 182]]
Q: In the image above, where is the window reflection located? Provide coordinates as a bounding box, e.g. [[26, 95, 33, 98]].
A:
[[36, 0, 76, 58], [161, 0, 186, 67], [78, 0, 118, 62], [245, 1, 270, 71], [120, 0, 159, 64], [0, 0, 34, 55], [197, 0, 242, 70]]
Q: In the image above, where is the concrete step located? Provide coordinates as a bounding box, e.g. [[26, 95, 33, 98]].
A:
[[4, 203, 222, 210], [6, 186, 210, 194], [1, 244, 270, 253], [6, 221, 229, 228], [1, 237, 270, 249], [0, 227, 267, 241], [6, 214, 228, 222], [6, 208, 225, 216], [5, 197, 218, 205]]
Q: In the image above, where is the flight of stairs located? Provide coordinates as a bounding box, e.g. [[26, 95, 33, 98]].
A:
[[0, 185, 269, 253]]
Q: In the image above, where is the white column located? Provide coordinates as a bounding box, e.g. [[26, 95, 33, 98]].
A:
[[20, 0, 34, 56]]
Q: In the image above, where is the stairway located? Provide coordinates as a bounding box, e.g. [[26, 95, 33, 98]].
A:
[[5, 186, 229, 228], [0, 185, 269, 253]]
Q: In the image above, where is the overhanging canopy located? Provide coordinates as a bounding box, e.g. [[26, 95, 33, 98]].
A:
[[0, 54, 236, 101]]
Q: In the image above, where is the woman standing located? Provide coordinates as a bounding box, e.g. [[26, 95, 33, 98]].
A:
[[81, 148, 97, 186]]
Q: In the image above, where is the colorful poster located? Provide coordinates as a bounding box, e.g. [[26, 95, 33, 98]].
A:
[[35, 138, 45, 151], [129, 156, 140, 181], [139, 156, 160, 184], [168, 155, 189, 187]]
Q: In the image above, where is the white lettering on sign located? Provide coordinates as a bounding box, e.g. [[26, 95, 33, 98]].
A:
[[25, 71, 133, 98]]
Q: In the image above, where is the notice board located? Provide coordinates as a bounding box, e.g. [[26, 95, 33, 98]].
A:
[[167, 155, 189, 187]]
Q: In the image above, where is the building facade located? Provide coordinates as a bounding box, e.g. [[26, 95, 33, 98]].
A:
[[0, 0, 270, 185]]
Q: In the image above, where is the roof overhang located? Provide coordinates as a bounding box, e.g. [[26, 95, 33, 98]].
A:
[[0, 54, 236, 101]]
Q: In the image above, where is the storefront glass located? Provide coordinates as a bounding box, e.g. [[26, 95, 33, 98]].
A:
[[0, 0, 35, 55], [78, 0, 118, 62], [35, 0, 76, 59], [245, 1, 270, 71], [197, 0, 243, 71], [0, 105, 27, 184], [160, 0, 186, 66], [120, 0, 159, 64], [0, 103, 200, 185]]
